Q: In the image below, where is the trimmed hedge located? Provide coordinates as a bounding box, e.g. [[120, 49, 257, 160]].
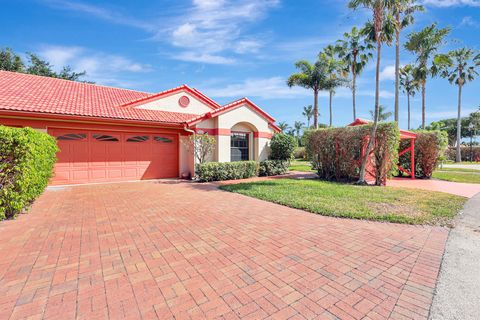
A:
[[270, 133, 297, 160], [0, 126, 58, 220], [445, 146, 480, 162], [196, 161, 258, 182], [258, 160, 289, 176], [398, 130, 448, 178], [306, 122, 400, 185], [294, 147, 306, 160]]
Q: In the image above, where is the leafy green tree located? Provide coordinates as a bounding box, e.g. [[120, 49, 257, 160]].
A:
[[322, 46, 350, 127], [0, 48, 89, 82], [470, 111, 480, 132], [399, 64, 419, 130], [336, 27, 374, 120], [369, 105, 392, 121], [434, 48, 480, 162], [294, 121, 305, 145], [427, 117, 471, 146], [183, 133, 216, 164], [285, 128, 295, 137], [348, 0, 392, 184], [287, 59, 329, 129], [405, 23, 450, 129], [302, 105, 313, 128], [390, 0, 424, 122], [58, 66, 87, 82], [277, 121, 290, 132], [0, 48, 25, 72], [25, 53, 57, 78]]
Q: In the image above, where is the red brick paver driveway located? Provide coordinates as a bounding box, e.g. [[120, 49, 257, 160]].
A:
[[0, 181, 447, 319]]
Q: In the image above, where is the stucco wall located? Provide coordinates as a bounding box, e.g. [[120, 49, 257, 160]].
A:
[[136, 91, 213, 115], [217, 105, 270, 132], [216, 104, 271, 162], [179, 135, 195, 178]]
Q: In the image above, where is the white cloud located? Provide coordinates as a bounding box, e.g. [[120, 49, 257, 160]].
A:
[[460, 16, 480, 28], [202, 77, 314, 99], [234, 40, 262, 54], [422, 0, 480, 7], [379, 65, 398, 81], [39, 45, 152, 86], [201, 77, 364, 100], [40, 0, 155, 30], [160, 0, 279, 64], [175, 52, 236, 65], [40, 0, 279, 65], [39, 46, 83, 69], [410, 107, 477, 121], [357, 89, 395, 99]]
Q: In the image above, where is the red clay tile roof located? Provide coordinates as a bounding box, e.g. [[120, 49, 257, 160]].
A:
[[0, 71, 197, 124]]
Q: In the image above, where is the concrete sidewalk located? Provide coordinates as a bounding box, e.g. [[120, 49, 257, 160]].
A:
[[388, 178, 480, 198], [430, 194, 480, 319]]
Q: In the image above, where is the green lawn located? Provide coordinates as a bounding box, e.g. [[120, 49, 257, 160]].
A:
[[220, 178, 466, 225], [289, 159, 315, 172], [433, 171, 480, 184]]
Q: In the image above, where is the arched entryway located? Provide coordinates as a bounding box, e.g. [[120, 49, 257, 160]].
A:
[[230, 122, 258, 161]]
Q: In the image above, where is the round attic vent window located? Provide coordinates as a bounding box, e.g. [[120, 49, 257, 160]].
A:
[[179, 95, 190, 108]]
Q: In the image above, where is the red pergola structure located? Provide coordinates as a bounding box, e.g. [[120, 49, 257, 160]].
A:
[[348, 119, 417, 180]]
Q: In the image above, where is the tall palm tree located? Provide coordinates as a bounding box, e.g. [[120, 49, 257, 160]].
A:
[[277, 121, 290, 132], [322, 46, 349, 127], [287, 59, 328, 128], [390, 0, 424, 123], [369, 105, 392, 121], [302, 105, 313, 128], [434, 48, 480, 162], [399, 64, 419, 130], [348, 0, 391, 185], [294, 121, 305, 145], [405, 23, 450, 129], [336, 27, 374, 120]]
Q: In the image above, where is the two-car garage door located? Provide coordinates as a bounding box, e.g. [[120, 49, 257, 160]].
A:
[[49, 128, 178, 185]]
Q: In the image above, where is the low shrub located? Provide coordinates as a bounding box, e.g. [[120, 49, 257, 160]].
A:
[[270, 133, 297, 160], [294, 147, 306, 159], [196, 161, 258, 182], [258, 160, 289, 176], [398, 130, 448, 178], [0, 126, 58, 220], [306, 122, 399, 185]]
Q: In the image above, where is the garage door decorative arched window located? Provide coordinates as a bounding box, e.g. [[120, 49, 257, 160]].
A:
[[126, 135, 149, 142], [154, 136, 173, 143], [56, 133, 86, 141], [93, 134, 119, 142]]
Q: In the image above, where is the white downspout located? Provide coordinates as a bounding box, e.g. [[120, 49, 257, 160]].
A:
[[183, 124, 196, 178]]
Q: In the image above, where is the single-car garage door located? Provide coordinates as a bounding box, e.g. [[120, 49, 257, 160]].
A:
[[49, 128, 178, 185]]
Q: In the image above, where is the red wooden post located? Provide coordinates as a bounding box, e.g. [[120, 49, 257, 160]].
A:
[[410, 138, 415, 179]]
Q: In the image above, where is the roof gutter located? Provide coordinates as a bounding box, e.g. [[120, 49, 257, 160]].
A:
[[0, 109, 186, 129]]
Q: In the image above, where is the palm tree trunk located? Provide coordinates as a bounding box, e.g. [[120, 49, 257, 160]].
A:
[[407, 93, 411, 130], [352, 67, 357, 120], [313, 89, 319, 129], [359, 37, 382, 184], [329, 90, 333, 127], [456, 84, 463, 162], [394, 19, 400, 123], [421, 81, 426, 129]]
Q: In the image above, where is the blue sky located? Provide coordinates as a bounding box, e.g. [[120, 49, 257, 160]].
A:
[[1, 0, 479, 129]]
